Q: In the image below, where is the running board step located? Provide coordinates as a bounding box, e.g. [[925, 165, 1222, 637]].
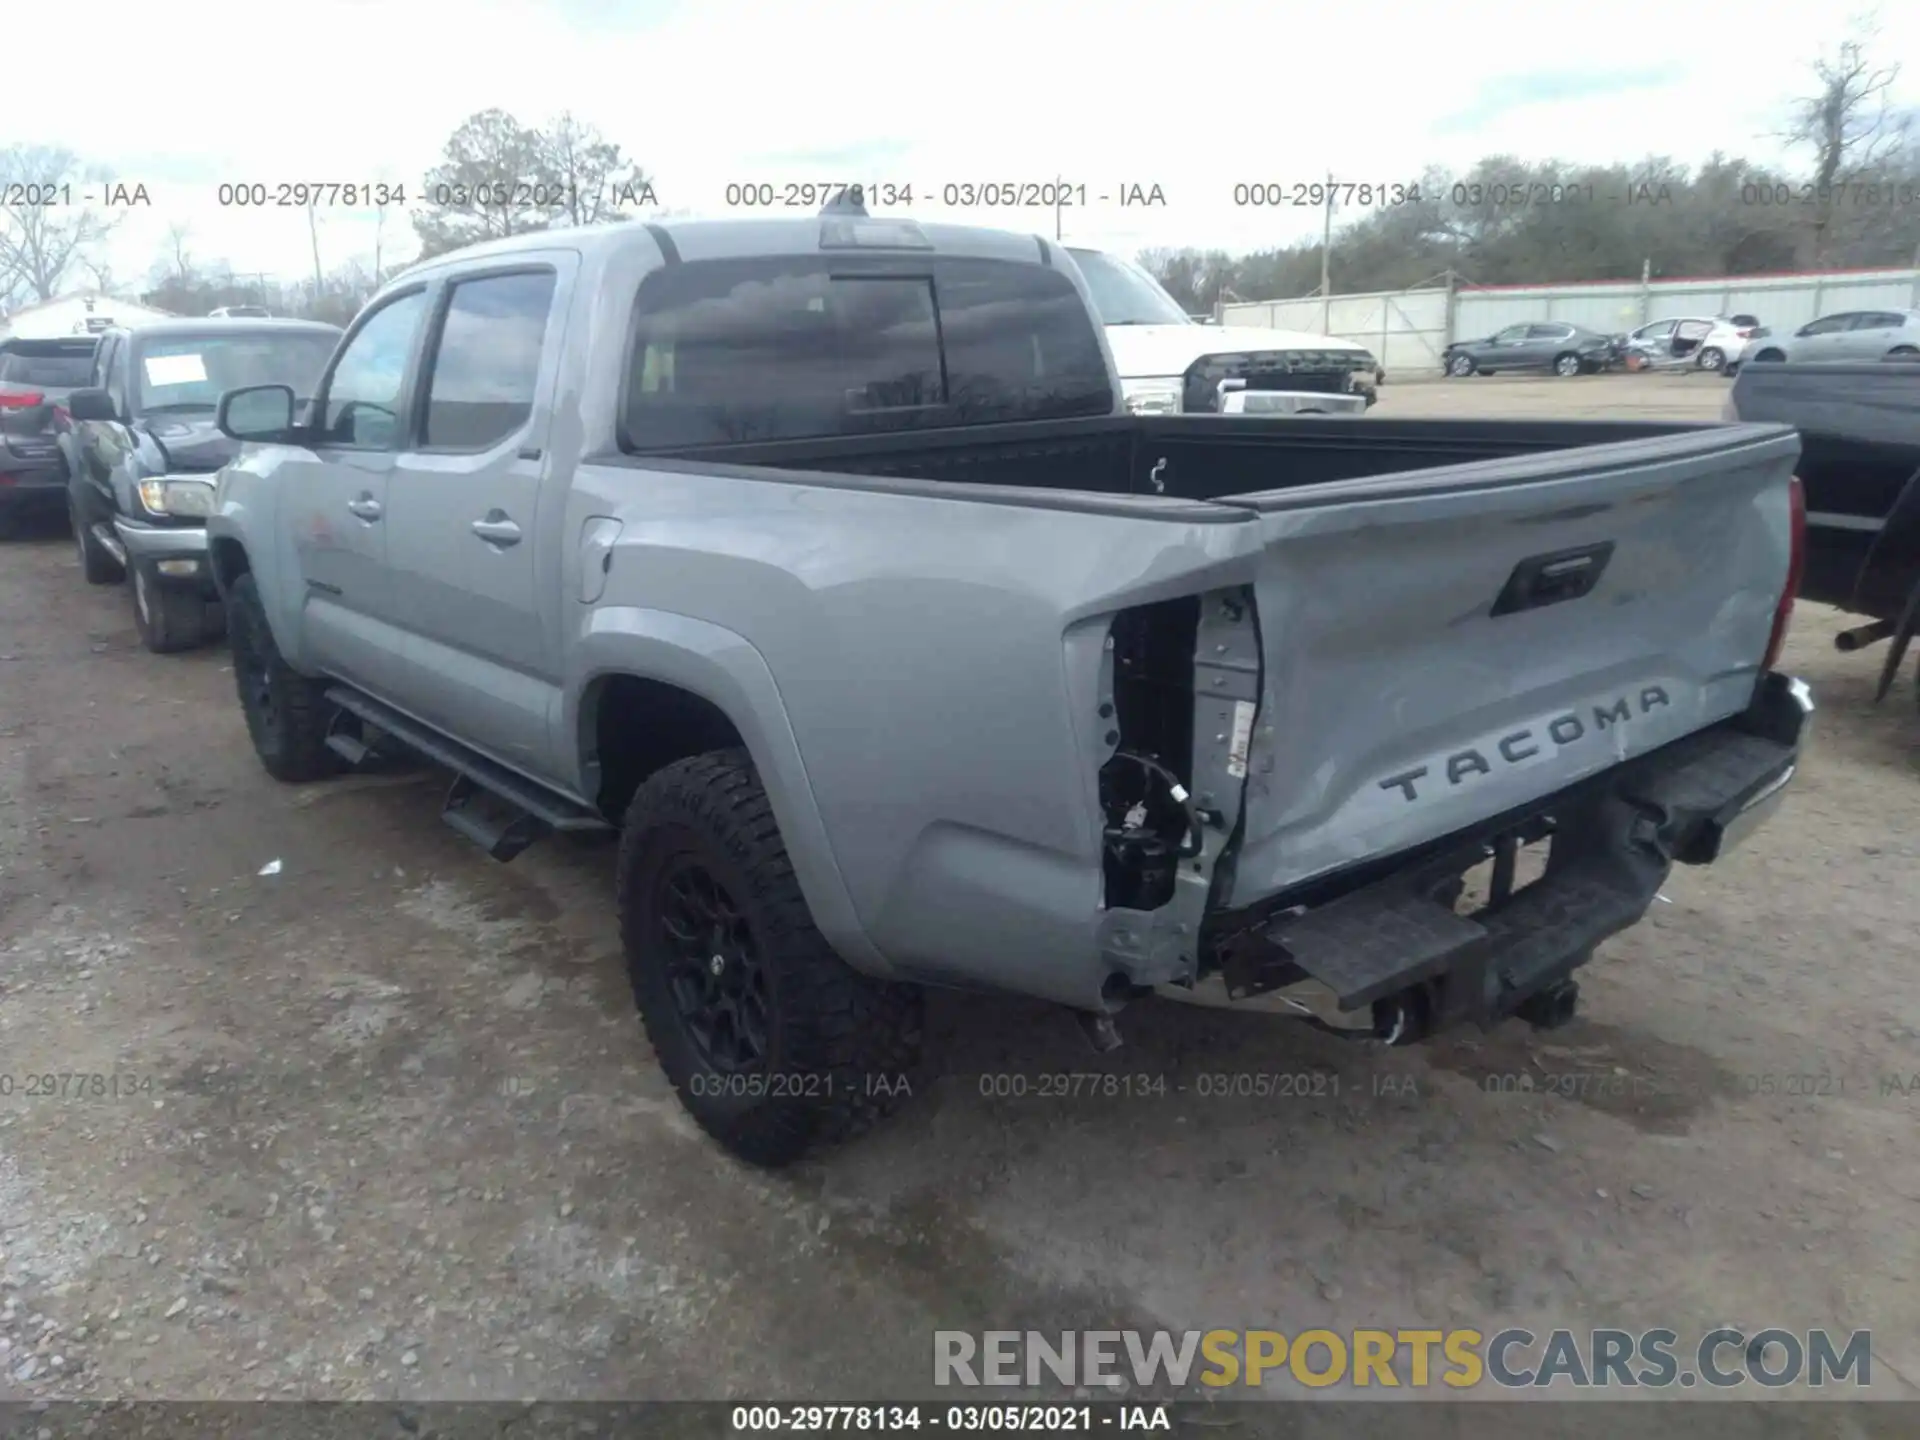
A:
[[442, 774, 550, 862], [324, 729, 374, 766], [323, 686, 609, 862]]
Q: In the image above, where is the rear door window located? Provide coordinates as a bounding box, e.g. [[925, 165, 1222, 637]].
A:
[[419, 269, 557, 450], [621, 255, 1111, 449]]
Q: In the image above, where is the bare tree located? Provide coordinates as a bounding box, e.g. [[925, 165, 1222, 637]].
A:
[[413, 109, 560, 259], [165, 222, 193, 282], [0, 145, 118, 301], [412, 109, 656, 260], [542, 112, 654, 226], [1783, 20, 1912, 263], [78, 253, 117, 295]]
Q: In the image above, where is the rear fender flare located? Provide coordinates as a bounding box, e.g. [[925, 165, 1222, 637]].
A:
[[567, 607, 886, 974]]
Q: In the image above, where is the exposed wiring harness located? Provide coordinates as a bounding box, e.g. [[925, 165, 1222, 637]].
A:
[[1109, 751, 1206, 858]]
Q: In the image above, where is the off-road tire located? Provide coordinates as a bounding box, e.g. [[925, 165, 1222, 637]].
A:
[[618, 749, 925, 1167], [72, 500, 124, 584], [226, 571, 342, 783], [131, 561, 221, 654]]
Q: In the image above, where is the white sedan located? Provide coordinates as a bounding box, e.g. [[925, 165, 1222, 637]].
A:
[[1622, 316, 1755, 373]]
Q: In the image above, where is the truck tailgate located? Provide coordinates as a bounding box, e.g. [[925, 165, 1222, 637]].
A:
[[1214, 424, 1801, 907]]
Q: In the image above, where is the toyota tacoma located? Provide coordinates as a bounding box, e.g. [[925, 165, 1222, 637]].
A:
[[203, 201, 1813, 1166]]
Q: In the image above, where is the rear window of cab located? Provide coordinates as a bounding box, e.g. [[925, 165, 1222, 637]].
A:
[[619, 256, 1113, 450]]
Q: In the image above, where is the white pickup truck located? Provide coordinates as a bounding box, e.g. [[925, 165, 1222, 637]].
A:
[[1067, 246, 1378, 416]]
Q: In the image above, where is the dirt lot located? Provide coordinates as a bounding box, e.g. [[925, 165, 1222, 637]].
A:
[[2, 373, 1917, 1417]]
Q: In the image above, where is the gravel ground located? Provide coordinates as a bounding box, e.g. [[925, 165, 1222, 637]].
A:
[[1, 378, 1916, 1416]]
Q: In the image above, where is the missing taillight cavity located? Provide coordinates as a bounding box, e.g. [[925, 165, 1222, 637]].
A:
[[1762, 476, 1806, 672], [1100, 597, 1200, 911]]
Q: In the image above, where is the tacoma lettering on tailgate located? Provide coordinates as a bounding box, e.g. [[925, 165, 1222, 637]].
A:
[[1377, 686, 1672, 804]]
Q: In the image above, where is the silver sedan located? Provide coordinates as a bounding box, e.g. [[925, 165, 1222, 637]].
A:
[[1746, 308, 1920, 364]]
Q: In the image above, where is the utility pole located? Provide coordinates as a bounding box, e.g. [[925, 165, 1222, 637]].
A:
[[307, 203, 325, 314], [1320, 169, 1334, 334]]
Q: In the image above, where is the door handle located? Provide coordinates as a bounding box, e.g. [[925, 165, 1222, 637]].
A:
[[471, 511, 522, 547], [346, 494, 382, 522]]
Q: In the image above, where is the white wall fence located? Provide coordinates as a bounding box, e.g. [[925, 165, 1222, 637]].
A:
[[1221, 268, 1920, 375], [1217, 288, 1450, 377]]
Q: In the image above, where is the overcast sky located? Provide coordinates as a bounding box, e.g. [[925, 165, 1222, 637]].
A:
[[16, 0, 1920, 290]]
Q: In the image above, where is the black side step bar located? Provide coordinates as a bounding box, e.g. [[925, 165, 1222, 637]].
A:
[[323, 686, 610, 861]]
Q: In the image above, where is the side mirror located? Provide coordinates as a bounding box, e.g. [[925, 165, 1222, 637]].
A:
[[218, 384, 296, 442], [65, 387, 116, 423]]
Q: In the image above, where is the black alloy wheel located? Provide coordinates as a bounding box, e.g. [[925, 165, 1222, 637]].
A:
[[652, 849, 771, 1071]]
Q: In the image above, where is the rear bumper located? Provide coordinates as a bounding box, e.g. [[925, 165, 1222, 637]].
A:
[[1215, 672, 1812, 1040], [0, 465, 68, 510]]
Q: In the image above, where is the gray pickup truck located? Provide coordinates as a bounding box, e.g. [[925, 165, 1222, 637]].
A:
[[205, 207, 1813, 1166]]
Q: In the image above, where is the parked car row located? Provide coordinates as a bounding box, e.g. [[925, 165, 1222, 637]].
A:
[[1444, 307, 1920, 379], [6, 208, 1813, 1169], [1442, 315, 1755, 378]]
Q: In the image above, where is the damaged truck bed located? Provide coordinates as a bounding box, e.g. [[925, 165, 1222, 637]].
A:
[[652, 414, 1813, 1040], [206, 213, 1811, 1162]]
